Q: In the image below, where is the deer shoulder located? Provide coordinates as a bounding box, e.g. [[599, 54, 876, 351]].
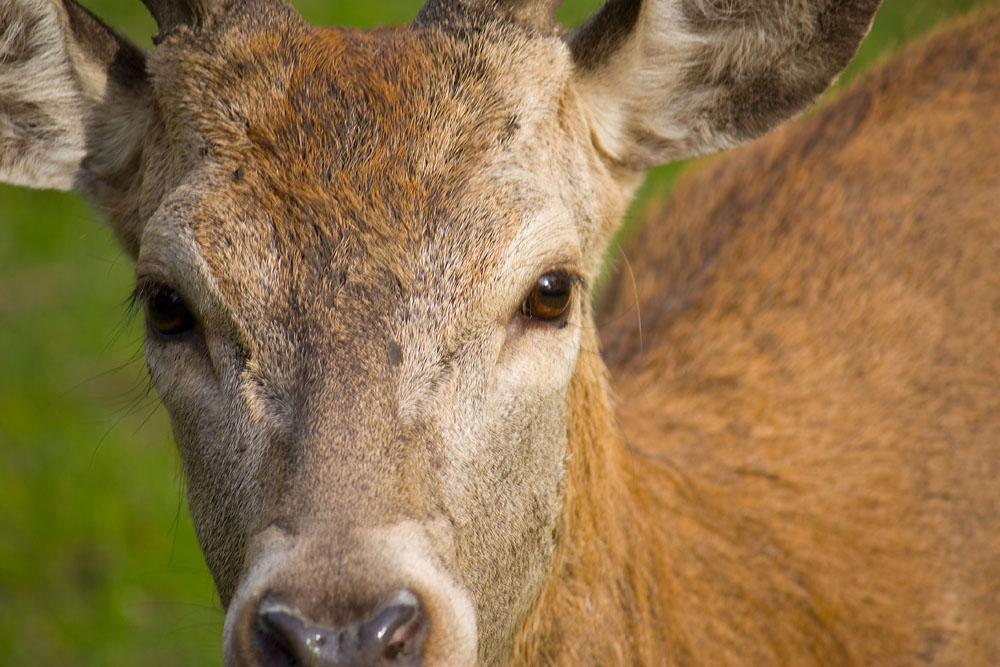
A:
[[597, 12, 1000, 664]]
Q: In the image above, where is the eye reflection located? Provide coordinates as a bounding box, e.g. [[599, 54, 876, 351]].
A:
[[521, 271, 573, 322]]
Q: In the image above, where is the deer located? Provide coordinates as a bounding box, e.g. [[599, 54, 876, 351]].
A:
[[2, 0, 998, 662]]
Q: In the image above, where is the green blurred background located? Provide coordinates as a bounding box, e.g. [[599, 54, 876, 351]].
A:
[[0, 0, 994, 664]]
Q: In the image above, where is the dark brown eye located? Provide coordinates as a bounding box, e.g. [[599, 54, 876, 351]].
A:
[[521, 272, 573, 322], [145, 287, 196, 336]]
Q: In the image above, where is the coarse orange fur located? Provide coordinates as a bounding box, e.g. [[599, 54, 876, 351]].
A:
[[515, 12, 1000, 664]]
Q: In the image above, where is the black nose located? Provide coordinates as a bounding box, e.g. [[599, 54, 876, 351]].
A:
[[255, 590, 424, 666]]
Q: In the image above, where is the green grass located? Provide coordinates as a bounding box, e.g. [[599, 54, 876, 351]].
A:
[[0, 0, 994, 664]]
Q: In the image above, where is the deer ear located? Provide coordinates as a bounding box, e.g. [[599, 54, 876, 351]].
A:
[[0, 0, 151, 210], [569, 0, 882, 171]]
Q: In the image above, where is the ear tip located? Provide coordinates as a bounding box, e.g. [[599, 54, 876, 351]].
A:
[[817, 0, 885, 74], [140, 0, 226, 37], [566, 0, 886, 170], [420, 0, 564, 31]]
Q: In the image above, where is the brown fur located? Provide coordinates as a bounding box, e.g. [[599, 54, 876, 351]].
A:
[[555, 12, 1000, 664]]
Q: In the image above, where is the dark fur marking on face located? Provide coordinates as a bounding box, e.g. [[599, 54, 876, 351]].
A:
[[387, 339, 404, 366], [500, 114, 520, 144]]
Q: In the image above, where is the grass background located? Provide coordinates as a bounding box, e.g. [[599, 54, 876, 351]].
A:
[[0, 0, 994, 664]]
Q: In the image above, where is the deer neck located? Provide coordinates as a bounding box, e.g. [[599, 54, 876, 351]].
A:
[[509, 323, 676, 665]]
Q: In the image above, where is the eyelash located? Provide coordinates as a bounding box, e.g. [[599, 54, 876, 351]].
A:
[[127, 283, 156, 321]]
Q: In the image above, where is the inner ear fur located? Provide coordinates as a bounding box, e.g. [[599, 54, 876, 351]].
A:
[[569, 0, 883, 170], [0, 0, 151, 246]]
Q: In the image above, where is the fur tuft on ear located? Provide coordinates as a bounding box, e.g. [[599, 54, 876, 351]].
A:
[[140, 0, 226, 42], [569, 0, 882, 170], [0, 0, 150, 193]]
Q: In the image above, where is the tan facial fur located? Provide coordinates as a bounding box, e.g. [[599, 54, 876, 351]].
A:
[[127, 8, 603, 662]]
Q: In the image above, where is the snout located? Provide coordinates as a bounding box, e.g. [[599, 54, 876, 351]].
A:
[[223, 522, 478, 667]]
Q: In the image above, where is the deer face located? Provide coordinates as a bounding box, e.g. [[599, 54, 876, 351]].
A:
[[0, 0, 881, 662], [134, 6, 609, 663]]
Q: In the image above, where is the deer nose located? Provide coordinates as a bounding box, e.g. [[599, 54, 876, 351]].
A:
[[255, 590, 425, 666]]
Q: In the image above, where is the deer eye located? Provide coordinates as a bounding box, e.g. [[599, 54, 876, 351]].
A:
[[144, 286, 196, 337], [521, 271, 573, 322]]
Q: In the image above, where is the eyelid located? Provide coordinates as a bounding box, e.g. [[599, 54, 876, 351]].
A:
[[518, 267, 584, 296], [134, 257, 177, 289], [524, 269, 586, 294], [129, 277, 179, 311], [133, 279, 168, 301]]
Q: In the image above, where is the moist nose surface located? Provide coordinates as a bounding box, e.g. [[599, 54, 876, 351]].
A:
[[255, 590, 425, 666]]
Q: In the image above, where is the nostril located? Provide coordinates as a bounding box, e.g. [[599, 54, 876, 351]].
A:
[[257, 604, 329, 667], [361, 590, 424, 661], [253, 591, 425, 666]]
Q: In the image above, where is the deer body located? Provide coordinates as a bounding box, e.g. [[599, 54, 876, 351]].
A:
[[2, 0, 998, 663], [586, 13, 1000, 663]]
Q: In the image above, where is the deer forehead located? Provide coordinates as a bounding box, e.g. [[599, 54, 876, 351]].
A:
[[143, 11, 577, 203], [136, 16, 586, 418]]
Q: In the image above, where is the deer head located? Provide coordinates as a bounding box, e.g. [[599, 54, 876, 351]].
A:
[[0, 0, 880, 663]]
